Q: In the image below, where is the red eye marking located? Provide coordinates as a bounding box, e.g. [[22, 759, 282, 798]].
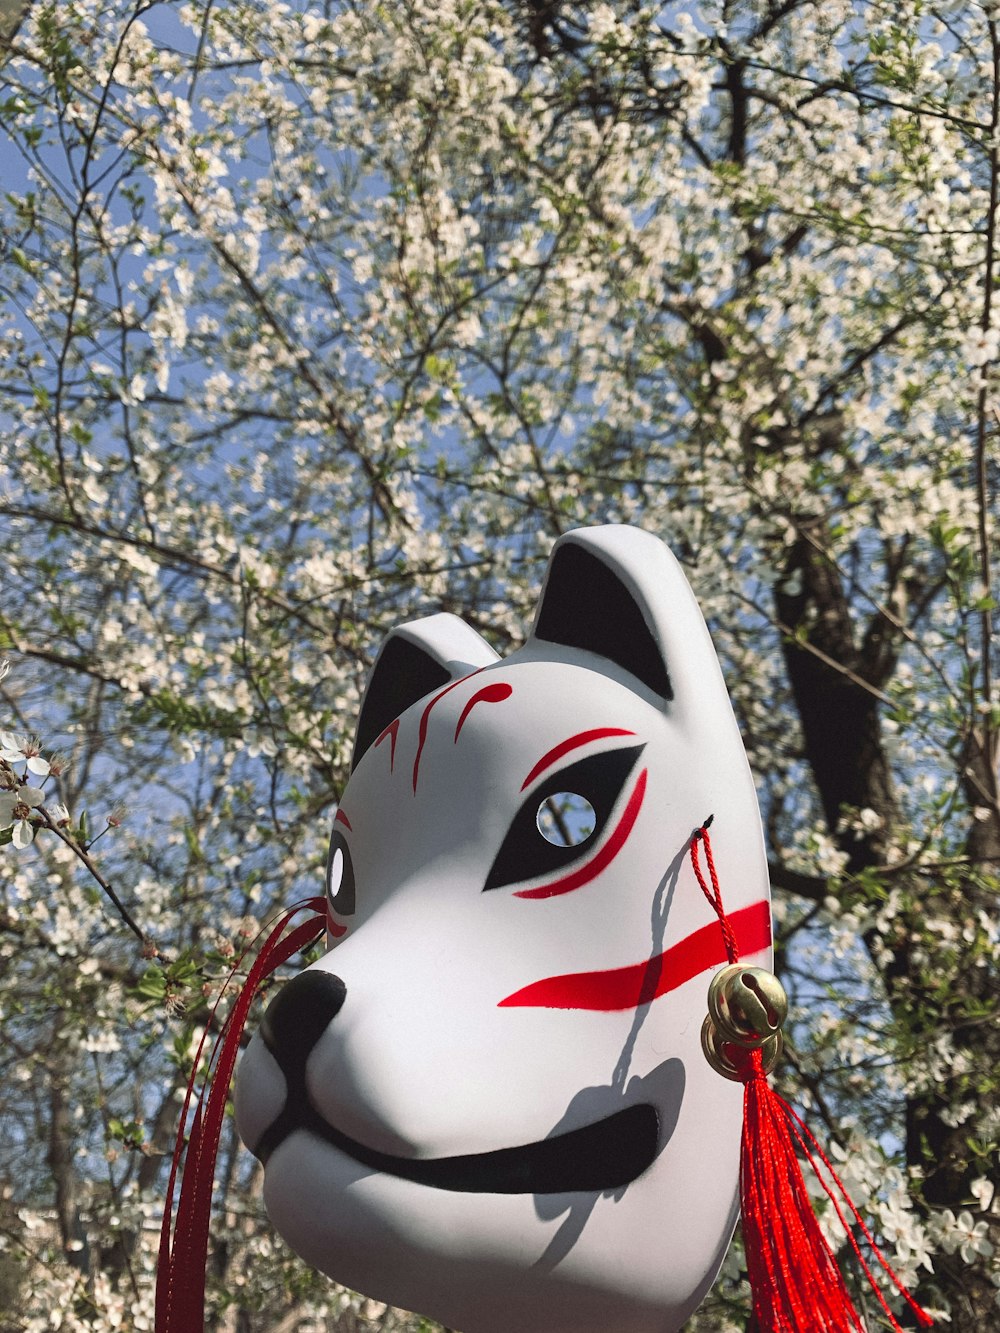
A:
[[334, 809, 352, 831], [374, 720, 400, 772], [454, 681, 513, 742], [514, 768, 647, 900], [498, 900, 771, 1010], [412, 671, 481, 793], [327, 912, 348, 939], [520, 728, 636, 791]]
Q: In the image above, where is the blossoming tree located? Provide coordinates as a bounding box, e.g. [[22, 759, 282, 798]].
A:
[[0, 0, 997, 1328]]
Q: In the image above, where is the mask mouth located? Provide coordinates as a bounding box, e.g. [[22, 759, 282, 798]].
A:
[[250, 1098, 660, 1195]]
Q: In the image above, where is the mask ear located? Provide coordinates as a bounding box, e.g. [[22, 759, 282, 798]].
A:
[[529, 526, 674, 701], [352, 613, 499, 769]]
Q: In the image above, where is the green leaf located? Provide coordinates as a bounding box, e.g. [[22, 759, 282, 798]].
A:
[[167, 956, 199, 988], [108, 1118, 144, 1146], [424, 353, 453, 382], [135, 966, 166, 1001]]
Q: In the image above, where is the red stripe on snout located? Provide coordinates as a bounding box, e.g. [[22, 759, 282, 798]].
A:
[[497, 900, 771, 1010]]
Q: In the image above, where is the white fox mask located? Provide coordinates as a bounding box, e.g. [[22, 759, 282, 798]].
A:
[[234, 525, 772, 1333]]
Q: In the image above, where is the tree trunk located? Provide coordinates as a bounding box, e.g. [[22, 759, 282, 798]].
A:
[[775, 527, 1000, 1328], [46, 1034, 90, 1275]]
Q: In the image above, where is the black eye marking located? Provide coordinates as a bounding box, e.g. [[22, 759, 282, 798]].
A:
[[326, 828, 356, 916], [483, 745, 646, 893]]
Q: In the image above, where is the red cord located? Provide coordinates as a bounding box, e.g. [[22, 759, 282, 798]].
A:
[[690, 824, 933, 1332], [156, 897, 327, 1333], [690, 821, 740, 964]]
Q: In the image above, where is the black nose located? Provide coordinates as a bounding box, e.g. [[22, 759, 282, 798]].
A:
[[250, 970, 347, 1165], [261, 969, 347, 1065]]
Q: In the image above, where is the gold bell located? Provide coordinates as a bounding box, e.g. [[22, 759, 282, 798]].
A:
[[707, 964, 788, 1048], [702, 964, 788, 1081], [701, 1014, 783, 1081]]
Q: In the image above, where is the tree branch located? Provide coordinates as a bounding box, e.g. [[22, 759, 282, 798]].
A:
[[36, 805, 159, 956]]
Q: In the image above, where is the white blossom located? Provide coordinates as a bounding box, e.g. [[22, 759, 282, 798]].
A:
[[0, 733, 50, 777], [937, 1209, 996, 1263], [0, 783, 44, 848]]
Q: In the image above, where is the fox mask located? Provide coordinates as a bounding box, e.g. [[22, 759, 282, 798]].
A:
[[234, 525, 771, 1333]]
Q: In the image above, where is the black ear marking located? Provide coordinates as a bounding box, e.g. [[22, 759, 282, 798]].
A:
[[533, 542, 672, 700], [351, 635, 452, 770]]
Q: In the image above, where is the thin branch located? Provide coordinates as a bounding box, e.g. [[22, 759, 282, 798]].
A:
[[974, 23, 999, 796], [778, 512, 959, 706], [740, 56, 988, 135], [35, 805, 159, 955], [187, 0, 215, 103], [748, 597, 897, 708]]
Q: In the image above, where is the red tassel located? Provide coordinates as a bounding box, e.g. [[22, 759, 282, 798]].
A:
[[156, 897, 327, 1333], [691, 827, 933, 1333]]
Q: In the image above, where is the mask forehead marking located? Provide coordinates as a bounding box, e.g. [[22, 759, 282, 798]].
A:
[[453, 681, 513, 742], [373, 719, 400, 772], [520, 726, 636, 792], [497, 898, 771, 1010], [411, 670, 479, 793], [513, 766, 647, 900], [334, 809, 352, 831]]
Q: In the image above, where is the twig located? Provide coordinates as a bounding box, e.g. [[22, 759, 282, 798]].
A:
[[35, 805, 159, 956], [977, 25, 999, 737]]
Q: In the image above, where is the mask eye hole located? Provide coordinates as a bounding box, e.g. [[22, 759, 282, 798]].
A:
[[329, 846, 346, 894], [327, 829, 356, 916], [484, 743, 645, 893], [536, 793, 596, 847]]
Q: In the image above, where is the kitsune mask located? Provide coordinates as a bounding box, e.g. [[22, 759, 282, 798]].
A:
[[234, 526, 772, 1333]]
